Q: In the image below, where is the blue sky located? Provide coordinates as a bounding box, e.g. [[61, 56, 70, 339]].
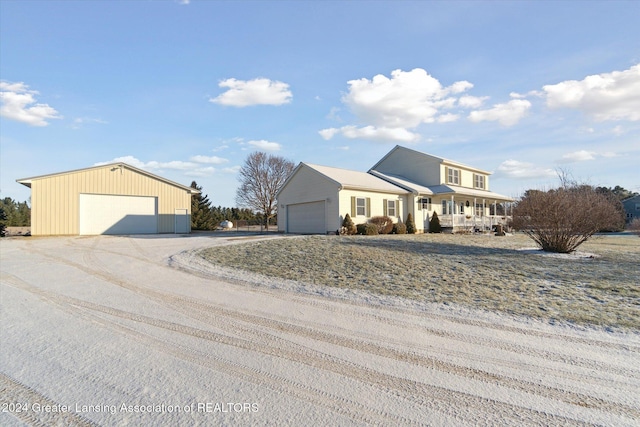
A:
[[1, 0, 639, 208]]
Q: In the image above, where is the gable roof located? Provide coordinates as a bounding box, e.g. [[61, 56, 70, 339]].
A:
[[278, 162, 410, 196], [16, 162, 200, 194], [622, 194, 640, 203], [370, 145, 491, 175]]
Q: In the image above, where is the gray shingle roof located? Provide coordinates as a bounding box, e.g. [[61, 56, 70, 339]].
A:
[[304, 163, 410, 194]]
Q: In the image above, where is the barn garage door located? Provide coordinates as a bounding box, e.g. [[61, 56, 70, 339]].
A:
[[79, 194, 158, 235], [287, 201, 325, 234]]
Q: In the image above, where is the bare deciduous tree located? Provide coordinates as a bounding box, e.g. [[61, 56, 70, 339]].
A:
[[512, 185, 625, 253], [235, 152, 295, 230]]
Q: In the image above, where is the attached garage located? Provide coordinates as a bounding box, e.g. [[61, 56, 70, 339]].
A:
[[17, 163, 199, 236], [286, 201, 326, 234]]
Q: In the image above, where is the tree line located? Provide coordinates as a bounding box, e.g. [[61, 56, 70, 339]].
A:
[[0, 197, 30, 226], [190, 181, 262, 230]]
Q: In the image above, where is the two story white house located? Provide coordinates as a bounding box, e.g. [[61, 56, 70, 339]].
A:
[[277, 145, 514, 234]]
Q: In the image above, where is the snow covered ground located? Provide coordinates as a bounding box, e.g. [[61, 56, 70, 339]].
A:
[[1, 234, 639, 426]]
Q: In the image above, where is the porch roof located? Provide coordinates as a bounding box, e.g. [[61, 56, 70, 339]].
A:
[[429, 184, 514, 201], [369, 170, 513, 202]]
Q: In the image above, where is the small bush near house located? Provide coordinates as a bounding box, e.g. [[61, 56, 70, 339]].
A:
[[356, 223, 379, 235], [392, 223, 407, 234], [341, 213, 357, 235], [627, 218, 640, 236], [405, 213, 416, 234], [369, 216, 394, 234], [429, 212, 442, 233]]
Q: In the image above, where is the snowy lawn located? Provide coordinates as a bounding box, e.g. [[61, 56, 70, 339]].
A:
[[198, 233, 640, 330]]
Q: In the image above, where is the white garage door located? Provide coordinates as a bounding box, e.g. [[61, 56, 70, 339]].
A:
[[80, 194, 158, 235], [287, 201, 325, 234]]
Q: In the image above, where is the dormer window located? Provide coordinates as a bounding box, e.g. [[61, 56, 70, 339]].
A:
[[474, 174, 485, 189], [447, 167, 460, 185]]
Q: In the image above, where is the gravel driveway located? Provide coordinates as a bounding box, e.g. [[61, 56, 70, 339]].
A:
[[1, 234, 639, 426]]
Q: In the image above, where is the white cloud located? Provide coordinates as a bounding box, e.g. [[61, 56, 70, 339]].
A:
[[495, 159, 556, 179], [436, 113, 459, 123], [556, 150, 618, 163], [185, 167, 217, 177], [318, 128, 340, 140], [94, 156, 147, 169], [95, 156, 225, 178], [247, 139, 282, 151], [342, 68, 471, 129], [458, 95, 488, 109], [71, 117, 108, 130], [144, 160, 197, 170], [510, 90, 543, 99], [190, 155, 228, 164], [558, 150, 597, 163], [95, 156, 196, 171], [612, 125, 624, 136], [326, 106, 342, 121], [222, 166, 241, 174], [0, 81, 62, 126], [468, 99, 531, 126], [319, 125, 420, 143], [543, 64, 640, 121], [210, 78, 292, 107]]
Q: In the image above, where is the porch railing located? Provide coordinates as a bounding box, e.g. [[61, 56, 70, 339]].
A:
[[438, 214, 511, 231]]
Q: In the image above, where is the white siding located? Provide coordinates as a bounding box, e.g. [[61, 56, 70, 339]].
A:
[[277, 165, 339, 233], [375, 149, 441, 185], [339, 189, 406, 226]]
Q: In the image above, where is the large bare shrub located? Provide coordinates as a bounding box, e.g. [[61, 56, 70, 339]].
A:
[[512, 185, 625, 253]]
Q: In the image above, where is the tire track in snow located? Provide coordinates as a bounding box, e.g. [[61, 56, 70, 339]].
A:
[[0, 372, 98, 427], [1, 271, 614, 426], [1, 273, 425, 426], [14, 239, 640, 424]]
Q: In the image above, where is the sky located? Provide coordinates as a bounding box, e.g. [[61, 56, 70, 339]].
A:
[[1, 0, 639, 208]]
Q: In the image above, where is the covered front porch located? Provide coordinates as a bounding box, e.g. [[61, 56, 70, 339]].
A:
[[416, 193, 514, 233], [438, 213, 512, 232]]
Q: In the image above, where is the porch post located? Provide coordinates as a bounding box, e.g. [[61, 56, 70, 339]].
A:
[[451, 195, 455, 226], [482, 199, 486, 229]]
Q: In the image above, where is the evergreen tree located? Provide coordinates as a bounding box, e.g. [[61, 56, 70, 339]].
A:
[[405, 213, 416, 234], [0, 197, 31, 226], [190, 181, 216, 230], [429, 212, 442, 233], [341, 213, 357, 235], [0, 206, 7, 236]]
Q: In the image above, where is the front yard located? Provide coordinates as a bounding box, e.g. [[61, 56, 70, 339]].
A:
[[198, 233, 640, 330]]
